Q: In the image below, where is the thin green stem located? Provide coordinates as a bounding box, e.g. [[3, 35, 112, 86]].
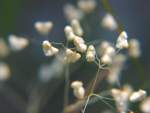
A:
[[82, 96, 90, 113], [90, 60, 101, 94]]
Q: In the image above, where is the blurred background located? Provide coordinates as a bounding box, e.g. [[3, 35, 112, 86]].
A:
[[0, 0, 150, 113]]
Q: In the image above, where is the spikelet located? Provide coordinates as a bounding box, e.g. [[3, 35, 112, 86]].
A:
[[105, 46, 115, 56], [129, 89, 146, 102], [0, 62, 11, 81], [71, 19, 83, 36], [73, 36, 87, 53], [8, 35, 29, 51], [101, 54, 112, 64], [64, 49, 81, 63], [107, 54, 126, 84], [99, 41, 111, 56], [64, 25, 76, 41], [111, 86, 132, 113], [116, 31, 128, 49], [71, 81, 85, 99], [42, 40, 59, 56], [128, 39, 141, 58], [140, 97, 150, 113], [77, 0, 96, 13], [63, 4, 84, 21], [101, 13, 118, 31], [100, 43, 115, 64], [71, 81, 83, 89], [34, 21, 53, 35], [86, 45, 96, 62], [0, 38, 10, 57]]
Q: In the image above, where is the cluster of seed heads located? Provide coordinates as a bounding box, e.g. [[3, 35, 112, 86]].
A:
[[0, 1, 146, 113], [71, 81, 85, 99]]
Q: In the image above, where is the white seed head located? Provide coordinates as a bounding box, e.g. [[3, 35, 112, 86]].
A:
[[105, 46, 115, 56], [120, 31, 128, 39], [73, 36, 87, 53], [8, 35, 29, 51], [73, 36, 85, 45], [51, 46, 59, 54], [42, 40, 59, 56], [101, 13, 118, 31], [0, 62, 11, 81], [116, 31, 128, 49], [71, 81, 85, 99], [140, 97, 150, 113], [73, 87, 85, 99], [63, 4, 84, 21], [0, 38, 10, 58], [128, 39, 141, 58], [107, 54, 127, 84], [64, 25, 73, 35], [111, 87, 131, 112], [64, 26, 76, 41], [71, 19, 83, 36], [71, 81, 83, 89], [64, 49, 81, 63], [129, 89, 146, 102], [34, 21, 53, 35], [88, 45, 95, 52], [99, 41, 111, 56], [86, 45, 96, 62], [76, 43, 87, 53], [101, 54, 112, 64], [77, 0, 96, 13]]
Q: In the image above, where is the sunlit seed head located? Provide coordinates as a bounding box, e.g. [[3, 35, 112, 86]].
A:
[[88, 45, 95, 52], [140, 97, 150, 113], [34, 21, 53, 35], [64, 49, 81, 63], [76, 43, 87, 53], [119, 31, 128, 39], [42, 40, 59, 56], [116, 31, 128, 49], [101, 54, 112, 64], [105, 46, 115, 56], [128, 39, 141, 58], [71, 80, 85, 99], [73, 87, 85, 99], [71, 19, 83, 36], [73, 36, 85, 45], [0, 62, 11, 81], [42, 40, 52, 50], [71, 80, 83, 89], [101, 13, 118, 31], [64, 25, 76, 41], [86, 45, 96, 62], [8, 35, 29, 51], [129, 89, 146, 102], [73, 36, 87, 53], [107, 54, 127, 84], [99, 41, 111, 56], [77, 0, 96, 13], [63, 4, 84, 21], [111, 87, 131, 112], [0, 38, 10, 58]]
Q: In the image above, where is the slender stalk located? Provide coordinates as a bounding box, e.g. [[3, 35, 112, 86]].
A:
[[90, 60, 101, 94], [63, 63, 70, 112], [63, 40, 70, 113]]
